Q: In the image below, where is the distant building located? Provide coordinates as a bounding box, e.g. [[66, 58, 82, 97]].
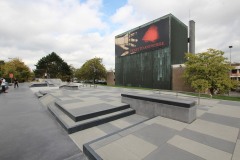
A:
[[230, 63, 240, 81]]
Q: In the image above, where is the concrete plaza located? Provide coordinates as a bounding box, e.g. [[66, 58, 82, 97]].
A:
[[0, 83, 239, 160]]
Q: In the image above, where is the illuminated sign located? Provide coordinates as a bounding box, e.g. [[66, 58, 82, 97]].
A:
[[115, 17, 169, 57]]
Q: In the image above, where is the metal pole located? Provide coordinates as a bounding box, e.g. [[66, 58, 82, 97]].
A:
[[229, 46, 233, 65]]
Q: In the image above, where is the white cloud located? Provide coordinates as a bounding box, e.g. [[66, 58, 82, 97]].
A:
[[0, 0, 240, 72], [0, 0, 109, 70], [110, 0, 240, 62]]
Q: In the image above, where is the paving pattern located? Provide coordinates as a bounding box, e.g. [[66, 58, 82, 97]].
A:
[[32, 85, 240, 160], [85, 96, 240, 160]]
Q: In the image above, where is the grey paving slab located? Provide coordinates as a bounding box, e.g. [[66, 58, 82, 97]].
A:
[[168, 135, 232, 160], [97, 123, 121, 134], [144, 144, 204, 160], [89, 134, 122, 150], [186, 119, 239, 143], [218, 100, 240, 107], [99, 98, 115, 102], [122, 114, 148, 124], [133, 123, 177, 147], [70, 103, 118, 116], [199, 112, 240, 128], [232, 140, 240, 160], [0, 83, 85, 160], [179, 129, 236, 153], [118, 123, 148, 137], [197, 105, 212, 111], [58, 99, 83, 104]]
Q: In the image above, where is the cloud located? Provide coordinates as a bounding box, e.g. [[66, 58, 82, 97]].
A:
[[111, 0, 240, 62], [0, 0, 109, 70], [0, 0, 240, 72]]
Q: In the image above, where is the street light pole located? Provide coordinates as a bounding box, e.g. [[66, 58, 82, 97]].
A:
[[229, 46, 233, 65]]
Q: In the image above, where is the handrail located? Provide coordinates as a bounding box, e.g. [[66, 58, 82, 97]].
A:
[[152, 89, 212, 105]]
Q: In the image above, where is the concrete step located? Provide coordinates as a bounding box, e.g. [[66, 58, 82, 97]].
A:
[[48, 103, 136, 134], [35, 92, 44, 98], [55, 101, 131, 122]]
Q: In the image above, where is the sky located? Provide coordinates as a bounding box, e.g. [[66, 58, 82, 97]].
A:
[[0, 0, 240, 71]]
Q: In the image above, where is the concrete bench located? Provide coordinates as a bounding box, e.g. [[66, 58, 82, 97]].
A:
[[59, 85, 78, 90], [121, 93, 196, 123], [29, 82, 48, 87]]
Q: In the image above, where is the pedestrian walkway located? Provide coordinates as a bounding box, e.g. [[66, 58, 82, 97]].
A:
[[0, 83, 87, 160]]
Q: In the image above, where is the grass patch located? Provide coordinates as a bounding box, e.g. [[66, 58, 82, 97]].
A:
[[106, 85, 240, 102], [107, 85, 152, 90], [184, 92, 240, 102]]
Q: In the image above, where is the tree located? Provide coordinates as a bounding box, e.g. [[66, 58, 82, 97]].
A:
[[184, 48, 234, 95], [0, 60, 5, 77], [75, 57, 107, 83], [34, 52, 72, 81], [2, 58, 32, 82]]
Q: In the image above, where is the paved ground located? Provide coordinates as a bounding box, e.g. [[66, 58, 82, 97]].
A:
[[0, 83, 87, 160], [1, 83, 240, 160]]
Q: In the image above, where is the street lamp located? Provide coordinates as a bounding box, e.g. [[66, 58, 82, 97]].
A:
[[229, 46, 233, 65]]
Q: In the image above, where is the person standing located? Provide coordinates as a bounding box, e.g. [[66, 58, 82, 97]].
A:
[[14, 78, 19, 88], [1, 78, 7, 93]]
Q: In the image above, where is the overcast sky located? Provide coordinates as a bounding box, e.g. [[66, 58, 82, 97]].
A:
[[1, 0, 240, 70]]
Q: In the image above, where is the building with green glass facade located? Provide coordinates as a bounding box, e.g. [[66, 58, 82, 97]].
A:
[[115, 14, 188, 89]]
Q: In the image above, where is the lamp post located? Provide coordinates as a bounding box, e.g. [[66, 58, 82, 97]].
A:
[[229, 46, 233, 65]]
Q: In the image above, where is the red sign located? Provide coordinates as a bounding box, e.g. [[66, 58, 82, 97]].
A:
[[9, 73, 14, 78], [115, 17, 169, 57]]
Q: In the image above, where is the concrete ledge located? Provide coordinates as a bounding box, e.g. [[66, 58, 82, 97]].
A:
[[48, 103, 135, 134], [29, 82, 48, 87], [59, 85, 78, 90], [55, 101, 131, 122], [121, 93, 196, 123]]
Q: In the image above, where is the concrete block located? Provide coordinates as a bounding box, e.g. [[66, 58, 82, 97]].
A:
[[122, 94, 196, 123]]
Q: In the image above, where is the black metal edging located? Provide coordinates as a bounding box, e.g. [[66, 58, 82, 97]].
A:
[[121, 93, 196, 108], [83, 117, 153, 160]]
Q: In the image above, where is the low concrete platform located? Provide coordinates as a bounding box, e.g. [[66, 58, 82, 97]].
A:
[[121, 93, 196, 123]]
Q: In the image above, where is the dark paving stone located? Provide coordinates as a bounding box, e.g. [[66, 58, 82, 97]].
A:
[[0, 83, 84, 160], [97, 123, 120, 134], [144, 144, 204, 160], [179, 129, 236, 153], [199, 112, 240, 128], [133, 124, 177, 147]]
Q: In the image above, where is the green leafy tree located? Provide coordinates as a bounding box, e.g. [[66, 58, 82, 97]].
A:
[[34, 52, 72, 81], [0, 60, 5, 77], [184, 48, 234, 95], [2, 58, 32, 82], [75, 57, 107, 83]]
